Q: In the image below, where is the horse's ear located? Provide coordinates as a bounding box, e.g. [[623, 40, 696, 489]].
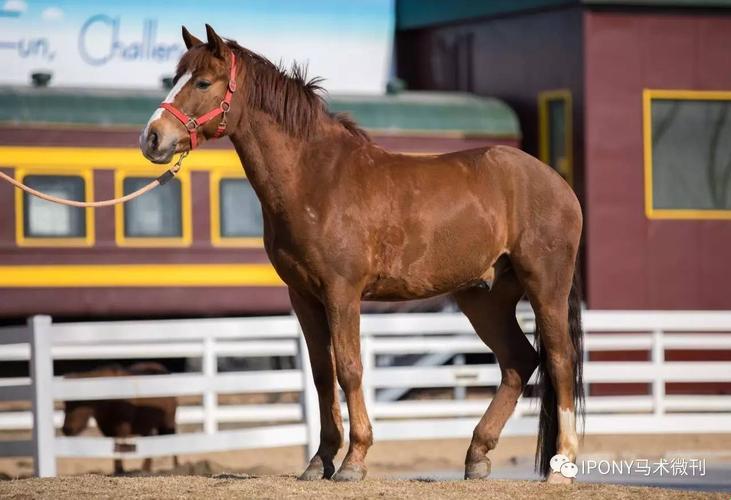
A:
[[205, 23, 227, 59], [181, 26, 202, 49]]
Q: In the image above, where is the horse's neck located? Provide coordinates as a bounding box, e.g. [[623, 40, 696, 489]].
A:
[[228, 116, 299, 218], [229, 112, 345, 219]]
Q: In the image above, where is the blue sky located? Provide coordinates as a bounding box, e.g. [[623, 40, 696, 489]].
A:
[[2, 0, 393, 37]]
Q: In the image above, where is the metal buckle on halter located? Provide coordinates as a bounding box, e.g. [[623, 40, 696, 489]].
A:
[[220, 101, 231, 113], [185, 118, 198, 131]]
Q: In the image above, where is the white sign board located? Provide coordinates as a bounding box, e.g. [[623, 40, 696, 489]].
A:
[[0, 0, 394, 93]]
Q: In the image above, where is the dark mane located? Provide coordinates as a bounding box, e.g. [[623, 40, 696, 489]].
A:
[[177, 41, 369, 142]]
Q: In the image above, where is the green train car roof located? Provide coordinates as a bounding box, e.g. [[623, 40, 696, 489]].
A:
[[0, 87, 520, 138]]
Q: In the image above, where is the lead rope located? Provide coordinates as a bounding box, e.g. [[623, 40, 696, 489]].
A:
[[0, 151, 188, 208]]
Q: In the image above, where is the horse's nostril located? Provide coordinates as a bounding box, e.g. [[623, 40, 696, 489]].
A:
[[149, 131, 159, 150]]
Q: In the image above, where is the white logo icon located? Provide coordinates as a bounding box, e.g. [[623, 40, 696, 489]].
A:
[[560, 461, 578, 478], [550, 454, 578, 478]]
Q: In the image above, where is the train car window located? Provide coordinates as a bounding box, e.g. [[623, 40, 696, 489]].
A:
[[644, 90, 731, 219], [22, 175, 86, 238], [538, 90, 573, 187], [122, 177, 183, 237], [219, 178, 263, 238]]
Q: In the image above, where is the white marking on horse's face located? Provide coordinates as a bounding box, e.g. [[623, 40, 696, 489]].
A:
[[144, 71, 193, 136], [144, 108, 164, 137], [163, 71, 193, 104], [550, 454, 569, 473]]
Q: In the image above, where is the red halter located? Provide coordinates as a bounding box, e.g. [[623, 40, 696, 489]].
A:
[[159, 53, 238, 150]]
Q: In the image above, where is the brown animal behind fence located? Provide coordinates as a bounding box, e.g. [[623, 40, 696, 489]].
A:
[[62, 362, 178, 474]]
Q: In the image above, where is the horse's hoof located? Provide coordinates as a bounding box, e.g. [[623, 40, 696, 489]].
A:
[[464, 458, 491, 480], [547, 471, 573, 485], [298, 456, 335, 481], [332, 463, 366, 482], [298, 463, 323, 481]]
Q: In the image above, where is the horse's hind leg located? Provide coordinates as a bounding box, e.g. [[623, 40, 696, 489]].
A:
[[453, 260, 539, 479], [512, 235, 582, 484], [290, 287, 344, 480]]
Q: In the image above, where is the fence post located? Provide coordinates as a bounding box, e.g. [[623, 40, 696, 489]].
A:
[[29, 315, 55, 477], [202, 336, 217, 434], [652, 329, 665, 416], [298, 328, 319, 461]]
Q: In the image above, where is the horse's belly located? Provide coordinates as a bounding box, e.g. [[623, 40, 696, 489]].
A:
[[362, 275, 486, 301], [362, 254, 494, 301], [363, 220, 500, 300]]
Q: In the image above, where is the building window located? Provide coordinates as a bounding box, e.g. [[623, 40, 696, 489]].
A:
[[210, 174, 264, 247], [115, 172, 191, 246], [644, 90, 731, 219], [15, 173, 94, 246], [538, 90, 573, 187]]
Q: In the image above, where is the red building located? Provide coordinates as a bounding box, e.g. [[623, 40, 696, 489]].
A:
[[396, 0, 731, 309]]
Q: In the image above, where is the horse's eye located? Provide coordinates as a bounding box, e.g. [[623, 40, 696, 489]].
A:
[[195, 80, 211, 90]]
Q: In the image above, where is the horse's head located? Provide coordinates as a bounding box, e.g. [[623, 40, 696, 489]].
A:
[[62, 400, 94, 436], [140, 25, 240, 164]]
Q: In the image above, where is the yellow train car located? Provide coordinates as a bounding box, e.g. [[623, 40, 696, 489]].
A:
[[0, 87, 520, 319]]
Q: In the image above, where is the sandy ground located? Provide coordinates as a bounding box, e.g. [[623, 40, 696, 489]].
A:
[[1, 434, 730, 498], [3, 433, 730, 478], [0, 474, 726, 500]]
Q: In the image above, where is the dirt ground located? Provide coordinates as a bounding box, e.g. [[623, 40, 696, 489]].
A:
[[2, 474, 726, 500], [3, 433, 731, 478], [1, 434, 729, 498]]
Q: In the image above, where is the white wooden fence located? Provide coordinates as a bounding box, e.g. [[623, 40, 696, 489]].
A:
[[1, 311, 730, 477]]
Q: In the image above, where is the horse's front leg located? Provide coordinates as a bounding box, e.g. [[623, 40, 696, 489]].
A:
[[324, 285, 373, 482], [290, 287, 344, 480]]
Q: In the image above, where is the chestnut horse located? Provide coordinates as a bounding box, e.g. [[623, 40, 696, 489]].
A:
[[140, 25, 584, 484]]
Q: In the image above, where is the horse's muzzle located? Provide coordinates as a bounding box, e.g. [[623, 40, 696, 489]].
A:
[[140, 131, 176, 165]]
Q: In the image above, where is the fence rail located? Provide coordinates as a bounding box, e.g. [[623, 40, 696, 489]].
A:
[[1, 311, 730, 477]]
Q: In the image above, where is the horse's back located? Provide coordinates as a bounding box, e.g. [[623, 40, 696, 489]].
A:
[[479, 145, 575, 194], [383, 143, 580, 234], [127, 361, 169, 376], [125, 363, 178, 422]]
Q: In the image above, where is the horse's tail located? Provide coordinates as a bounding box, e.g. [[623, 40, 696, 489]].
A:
[[534, 264, 585, 477]]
